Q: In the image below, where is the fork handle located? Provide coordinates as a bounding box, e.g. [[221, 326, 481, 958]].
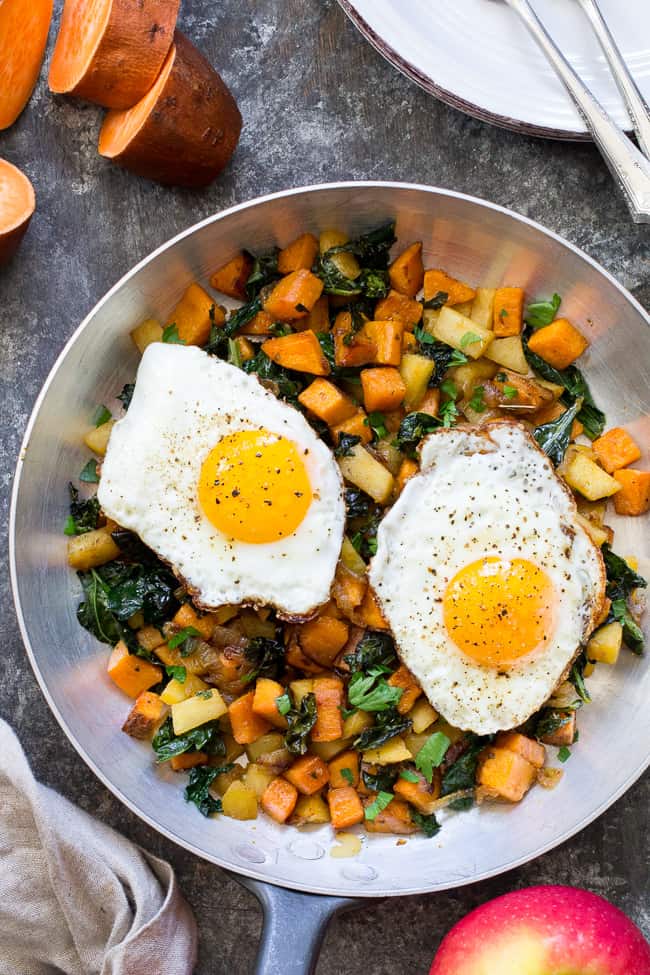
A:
[[504, 0, 650, 223], [576, 0, 650, 159]]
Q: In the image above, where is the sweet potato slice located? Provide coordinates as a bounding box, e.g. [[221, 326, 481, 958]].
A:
[[0, 159, 35, 264], [0, 0, 53, 129], [49, 0, 179, 109], [98, 31, 241, 187]]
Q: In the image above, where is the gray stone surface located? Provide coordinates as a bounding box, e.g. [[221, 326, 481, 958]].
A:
[[0, 1, 648, 972]]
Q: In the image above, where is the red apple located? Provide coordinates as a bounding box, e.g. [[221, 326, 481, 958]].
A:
[[431, 885, 650, 975]]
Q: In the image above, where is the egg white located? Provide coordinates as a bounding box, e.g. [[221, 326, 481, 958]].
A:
[[98, 344, 345, 618], [369, 422, 606, 734]]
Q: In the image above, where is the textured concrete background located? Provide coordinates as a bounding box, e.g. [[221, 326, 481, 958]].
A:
[[1, 1, 649, 972]]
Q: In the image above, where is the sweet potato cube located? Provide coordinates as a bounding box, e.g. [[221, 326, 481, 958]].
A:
[[300, 295, 330, 334], [496, 731, 546, 769], [229, 690, 274, 744], [168, 283, 221, 346], [262, 329, 330, 376], [331, 410, 373, 446], [395, 458, 418, 495], [328, 750, 360, 789], [328, 786, 364, 829], [527, 318, 589, 369], [261, 776, 298, 823], [169, 751, 208, 771], [613, 469, 650, 515], [361, 367, 406, 412], [298, 616, 350, 668], [235, 336, 255, 361], [393, 769, 441, 813], [333, 311, 376, 367], [172, 603, 218, 641], [298, 378, 358, 426], [210, 252, 253, 300], [402, 331, 417, 352], [240, 309, 274, 335], [252, 677, 288, 729], [423, 269, 476, 306], [364, 796, 416, 834], [278, 233, 319, 274], [478, 747, 537, 802], [122, 691, 168, 739], [492, 287, 524, 337], [375, 289, 423, 328], [332, 562, 368, 621], [362, 320, 404, 366], [538, 713, 576, 748], [389, 241, 424, 298], [312, 677, 344, 742], [284, 754, 330, 795], [262, 269, 324, 320], [417, 388, 440, 416], [107, 641, 162, 698], [593, 428, 642, 473], [387, 664, 423, 715], [355, 588, 390, 630]]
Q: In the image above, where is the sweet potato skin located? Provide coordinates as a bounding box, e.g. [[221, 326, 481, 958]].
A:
[[50, 0, 180, 109], [0, 159, 35, 264], [98, 31, 242, 187]]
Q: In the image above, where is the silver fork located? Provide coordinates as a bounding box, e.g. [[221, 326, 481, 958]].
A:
[[501, 0, 650, 223]]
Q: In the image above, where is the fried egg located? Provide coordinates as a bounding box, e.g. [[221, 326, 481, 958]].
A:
[[98, 344, 345, 617], [369, 422, 606, 734]]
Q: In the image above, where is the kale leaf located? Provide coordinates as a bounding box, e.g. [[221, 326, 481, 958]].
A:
[[413, 330, 467, 385], [395, 411, 440, 458], [285, 692, 318, 755], [244, 636, 285, 681], [569, 653, 592, 703], [326, 221, 396, 268], [344, 630, 398, 673], [152, 716, 225, 763], [353, 707, 412, 751], [533, 708, 577, 742], [412, 810, 441, 837], [184, 765, 230, 817], [117, 383, 135, 410], [77, 569, 129, 648], [245, 248, 280, 299], [523, 335, 605, 439], [65, 484, 101, 535], [242, 349, 303, 404], [350, 510, 380, 561], [334, 433, 362, 457], [423, 291, 448, 310], [344, 487, 372, 519], [361, 765, 399, 793], [441, 734, 489, 809], [533, 397, 583, 466], [602, 545, 647, 653], [314, 222, 396, 296]]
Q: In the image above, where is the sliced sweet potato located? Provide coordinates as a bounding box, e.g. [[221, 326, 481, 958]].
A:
[[49, 0, 179, 109], [612, 469, 650, 515], [387, 664, 422, 715], [252, 677, 288, 729], [538, 713, 576, 747], [229, 690, 273, 744], [526, 318, 589, 369], [393, 769, 441, 813], [210, 251, 252, 300], [298, 378, 357, 426], [262, 268, 324, 321], [374, 289, 423, 328], [261, 329, 330, 376], [0, 159, 35, 264], [298, 616, 349, 668], [423, 269, 476, 306], [278, 233, 319, 274], [361, 320, 404, 366], [328, 750, 360, 789], [330, 410, 373, 446], [592, 427, 642, 474], [328, 786, 364, 829], [0, 0, 53, 129], [478, 746, 537, 802], [496, 731, 545, 769], [107, 640, 162, 698], [333, 311, 376, 367], [284, 754, 329, 795], [389, 241, 424, 298], [363, 796, 416, 834], [311, 677, 344, 742], [395, 457, 418, 495], [261, 776, 298, 823], [122, 691, 168, 739], [169, 751, 207, 772], [493, 287, 524, 337], [360, 367, 406, 413], [98, 31, 241, 187], [167, 282, 219, 346]]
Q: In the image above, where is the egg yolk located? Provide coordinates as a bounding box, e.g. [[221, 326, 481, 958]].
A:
[[198, 429, 312, 544], [443, 557, 555, 668]]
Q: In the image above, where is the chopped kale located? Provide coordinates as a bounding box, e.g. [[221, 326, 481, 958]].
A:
[[344, 630, 398, 673], [117, 383, 135, 410], [334, 433, 362, 457], [367, 411, 388, 441], [326, 221, 396, 269], [184, 765, 232, 817], [602, 545, 647, 653], [533, 397, 583, 466], [413, 329, 467, 384], [344, 487, 372, 519], [242, 349, 303, 404], [354, 707, 412, 751], [361, 765, 399, 793], [358, 267, 389, 299], [285, 692, 318, 755], [350, 510, 380, 562], [152, 716, 225, 763], [412, 810, 441, 837], [423, 291, 448, 310], [245, 248, 280, 299], [569, 653, 591, 703], [244, 636, 286, 681], [523, 334, 605, 439], [395, 411, 440, 457], [65, 484, 101, 535], [441, 734, 489, 809], [314, 222, 396, 296]]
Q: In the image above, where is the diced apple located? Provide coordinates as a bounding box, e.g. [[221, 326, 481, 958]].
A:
[[484, 335, 529, 374], [338, 443, 394, 504], [399, 353, 436, 411], [470, 288, 496, 329], [83, 419, 115, 456], [563, 452, 622, 501], [171, 689, 227, 735], [587, 621, 623, 665], [432, 307, 493, 360], [363, 736, 412, 765]]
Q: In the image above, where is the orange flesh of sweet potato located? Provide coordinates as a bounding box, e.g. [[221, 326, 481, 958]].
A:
[[298, 616, 350, 668], [493, 287, 524, 337], [496, 731, 546, 769], [328, 786, 364, 829], [423, 269, 476, 305], [252, 677, 288, 729], [240, 309, 274, 335], [229, 690, 273, 744], [210, 252, 252, 300], [167, 282, 219, 346], [353, 588, 390, 630], [363, 796, 416, 834], [330, 410, 373, 446], [122, 691, 168, 739], [169, 751, 208, 771], [389, 241, 424, 298], [328, 750, 360, 789], [526, 318, 589, 369], [361, 320, 404, 366], [393, 769, 441, 813], [402, 331, 417, 352], [261, 776, 298, 823], [298, 295, 330, 334], [298, 378, 358, 426], [360, 367, 406, 413], [49, 0, 180, 109], [489, 370, 553, 410], [333, 311, 376, 367], [416, 388, 440, 416], [374, 290, 423, 328], [0, 0, 53, 129], [262, 269, 324, 321], [262, 329, 330, 376], [311, 677, 344, 742], [613, 469, 650, 515], [278, 233, 319, 274], [478, 747, 537, 802], [395, 457, 418, 495], [387, 664, 423, 715], [592, 427, 642, 473], [332, 563, 368, 620], [538, 713, 576, 747], [285, 633, 327, 674], [107, 640, 162, 698], [98, 31, 241, 187], [172, 603, 217, 641], [284, 754, 329, 795], [0, 159, 35, 264]]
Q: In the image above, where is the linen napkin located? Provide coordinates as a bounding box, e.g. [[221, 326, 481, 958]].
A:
[[0, 718, 198, 975]]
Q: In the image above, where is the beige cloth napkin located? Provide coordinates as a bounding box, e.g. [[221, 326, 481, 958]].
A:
[[0, 719, 198, 975]]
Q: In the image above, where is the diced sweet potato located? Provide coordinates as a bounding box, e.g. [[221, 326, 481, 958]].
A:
[[488, 369, 553, 410], [240, 308, 274, 335], [393, 769, 441, 813], [262, 329, 330, 375], [364, 796, 416, 834], [300, 295, 330, 334], [332, 562, 368, 621], [526, 318, 589, 369], [107, 641, 162, 698], [496, 731, 545, 769], [360, 320, 404, 366], [122, 691, 168, 739], [353, 588, 390, 630], [478, 747, 537, 802], [389, 241, 424, 298], [424, 269, 476, 306], [284, 754, 330, 795], [328, 786, 364, 829], [493, 287, 524, 337], [261, 776, 298, 823], [333, 311, 376, 367], [210, 252, 252, 300], [229, 690, 273, 744], [252, 677, 288, 729], [613, 469, 650, 515], [169, 751, 208, 771], [298, 378, 357, 426], [278, 233, 319, 274], [298, 616, 350, 668], [312, 677, 344, 742], [592, 427, 641, 473], [416, 388, 440, 416], [402, 331, 418, 352], [328, 750, 360, 789], [172, 603, 218, 641], [167, 283, 219, 346], [539, 713, 576, 747], [375, 289, 423, 328], [285, 633, 327, 674], [262, 269, 324, 320], [331, 410, 372, 446], [387, 664, 423, 715], [360, 367, 406, 413], [395, 457, 418, 495]]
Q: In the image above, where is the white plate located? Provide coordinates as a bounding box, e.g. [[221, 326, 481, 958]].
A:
[[339, 0, 650, 139]]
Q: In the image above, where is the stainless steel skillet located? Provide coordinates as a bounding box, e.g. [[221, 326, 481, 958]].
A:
[[10, 182, 650, 974]]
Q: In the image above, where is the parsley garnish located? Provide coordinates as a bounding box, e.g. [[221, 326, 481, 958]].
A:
[[168, 625, 202, 652], [558, 746, 571, 762], [92, 404, 111, 427], [499, 308, 508, 320], [162, 324, 186, 344], [364, 791, 393, 821], [460, 331, 481, 349], [399, 769, 420, 783], [366, 412, 388, 440], [468, 385, 486, 412], [347, 668, 403, 712], [227, 337, 242, 367], [276, 692, 292, 716], [415, 731, 451, 783], [340, 767, 354, 786], [503, 385, 518, 399], [439, 399, 459, 428], [525, 293, 561, 330], [440, 379, 457, 399], [79, 459, 99, 483], [165, 664, 187, 683]]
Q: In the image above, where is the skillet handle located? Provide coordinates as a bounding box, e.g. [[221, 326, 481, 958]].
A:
[[236, 875, 359, 975]]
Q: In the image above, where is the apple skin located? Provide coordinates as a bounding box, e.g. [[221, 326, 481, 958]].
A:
[[430, 885, 650, 975]]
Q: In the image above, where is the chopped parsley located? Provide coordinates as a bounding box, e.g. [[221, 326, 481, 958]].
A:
[[364, 791, 393, 821], [415, 731, 451, 783], [503, 384, 518, 399], [468, 385, 486, 413], [92, 404, 112, 427], [162, 323, 185, 344], [459, 331, 481, 350], [558, 746, 571, 762], [340, 767, 354, 786], [79, 459, 99, 483], [168, 626, 202, 652], [366, 412, 388, 440], [347, 668, 402, 712], [399, 768, 420, 783], [165, 664, 187, 683], [525, 293, 561, 330], [276, 692, 292, 716]]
